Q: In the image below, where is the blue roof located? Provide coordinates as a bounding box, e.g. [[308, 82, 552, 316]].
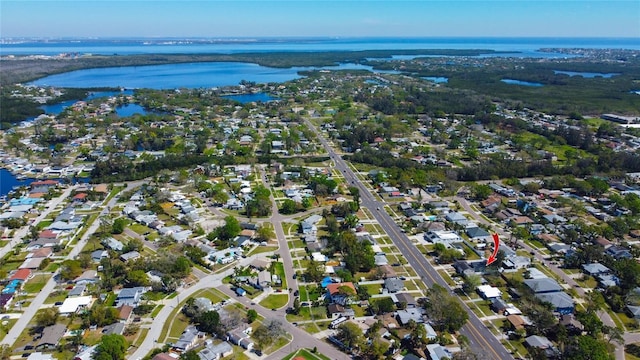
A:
[[235, 287, 246, 295]]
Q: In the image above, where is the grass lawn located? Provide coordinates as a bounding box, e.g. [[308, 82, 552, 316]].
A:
[[263, 334, 292, 355], [272, 262, 287, 288], [129, 223, 151, 235], [259, 294, 289, 309], [150, 304, 165, 318], [23, 274, 51, 293], [0, 319, 17, 342], [247, 246, 278, 256], [130, 327, 149, 352], [283, 348, 331, 360], [286, 307, 312, 322], [166, 312, 190, 340], [222, 345, 251, 360], [299, 286, 309, 302], [361, 283, 382, 296], [404, 281, 418, 291], [199, 288, 228, 305], [288, 240, 305, 250], [43, 290, 67, 305]]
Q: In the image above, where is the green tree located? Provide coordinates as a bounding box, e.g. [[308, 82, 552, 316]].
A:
[[565, 335, 613, 360], [293, 297, 301, 315], [180, 350, 199, 360], [471, 184, 492, 201], [88, 304, 119, 326], [280, 199, 298, 214], [370, 297, 395, 315], [35, 307, 59, 327], [462, 274, 481, 293], [111, 218, 127, 234], [348, 186, 360, 210], [94, 334, 128, 360], [247, 309, 258, 323], [362, 338, 389, 360], [336, 322, 364, 352], [196, 310, 221, 335], [125, 270, 150, 287], [305, 258, 324, 282], [424, 284, 468, 332], [59, 259, 83, 281], [256, 225, 275, 242]]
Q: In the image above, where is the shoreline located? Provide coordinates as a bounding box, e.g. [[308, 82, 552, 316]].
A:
[[1, 49, 516, 85]]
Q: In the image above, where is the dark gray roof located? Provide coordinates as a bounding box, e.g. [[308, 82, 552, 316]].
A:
[[524, 278, 563, 293], [37, 324, 66, 347], [535, 292, 575, 310], [384, 277, 404, 293], [525, 335, 553, 349]]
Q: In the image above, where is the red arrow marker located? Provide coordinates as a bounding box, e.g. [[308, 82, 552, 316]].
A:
[[486, 233, 500, 266]]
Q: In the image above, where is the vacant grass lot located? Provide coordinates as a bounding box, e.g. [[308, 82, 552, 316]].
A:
[[259, 294, 289, 309]]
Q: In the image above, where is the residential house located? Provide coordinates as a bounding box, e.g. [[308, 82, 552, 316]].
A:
[[36, 324, 67, 349], [198, 340, 233, 360], [466, 226, 491, 242], [326, 282, 357, 306], [327, 304, 355, 319], [173, 326, 202, 353], [452, 260, 485, 277], [227, 326, 254, 350], [68, 284, 86, 297], [102, 323, 125, 336], [524, 278, 563, 294], [9, 268, 32, 282], [115, 287, 147, 307], [384, 277, 404, 293], [535, 292, 575, 314], [477, 285, 501, 299], [74, 270, 99, 285], [524, 335, 558, 358], [120, 251, 140, 262], [0, 293, 14, 310], [605, 245, 632, 259], [103, 237, 124, 251], [582, 263, 610, 276], [396, 308, 424, 325], [426, 344, 451, 360], [502, 255, 531, 270], [91, 250, 109, 262], [118, 305, 134, 323], [394, 293, 416, 308]]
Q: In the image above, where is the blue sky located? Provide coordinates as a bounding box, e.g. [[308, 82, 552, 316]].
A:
[[1, 1, 638, 38]]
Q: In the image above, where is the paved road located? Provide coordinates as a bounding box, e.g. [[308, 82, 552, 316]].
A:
[[452, 196, 625, 360], [1, 181, 142, 347], [258, 167, 299, 309], [129, 253, 348, 360], [0, 184, 77, 259], [215, 285, 350, 360], [305, 119, 514, 359]]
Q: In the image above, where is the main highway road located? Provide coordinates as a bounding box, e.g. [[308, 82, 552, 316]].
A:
[[306, 120, 514, 359]]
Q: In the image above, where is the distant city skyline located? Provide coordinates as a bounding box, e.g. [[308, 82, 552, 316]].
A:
[[1, 1, 639, 39]]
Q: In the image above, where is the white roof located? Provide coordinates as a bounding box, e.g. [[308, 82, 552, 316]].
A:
[[312, 252, 327, 262], [59, 296, 93, 314], [477, 285, 501, 298]]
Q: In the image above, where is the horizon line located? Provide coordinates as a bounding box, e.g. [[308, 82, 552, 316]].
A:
[[2, 35, 639, 40]]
